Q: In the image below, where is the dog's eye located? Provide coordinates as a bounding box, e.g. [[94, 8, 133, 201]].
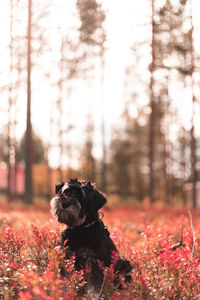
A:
[[64, 188, 82, 198], [64, 190, 73, 197]]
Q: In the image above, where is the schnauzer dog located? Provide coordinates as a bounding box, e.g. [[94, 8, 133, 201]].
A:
[[50, 179, 132, 298]]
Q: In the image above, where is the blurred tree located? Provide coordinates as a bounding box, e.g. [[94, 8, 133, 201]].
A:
[[18, 133, 45, 165], [148, 0, 176, 203], [178, 127, 190, 205], [4, 0, 53, 202], [148, 0, 156, 203], [24, 0, 33, 204], [7, 0, 14, 201], [55, 29, 82, 181], [46, 99, 53, 199], [160, 86, 173, 205], [0, 132, 7, 162], [76, 0, 106, 185], [82, 113, 96, 182], [123, 0, 199, 205], [4, 0, 28, 200], [101, 101, 107, 192], [189, 0, 197, 209], [110, 105, 148, 200], [76, 0, 105, 48], [131, 115, 149, 201], [99, 29, 107, 193], [56, 37, 65, 182], [165, 0, 199, 208]]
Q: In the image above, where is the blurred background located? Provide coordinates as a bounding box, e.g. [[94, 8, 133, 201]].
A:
[[0, 0, 200, 208]]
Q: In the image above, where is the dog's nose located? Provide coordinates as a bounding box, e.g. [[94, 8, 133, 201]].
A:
[[61, 200, 70, 209]]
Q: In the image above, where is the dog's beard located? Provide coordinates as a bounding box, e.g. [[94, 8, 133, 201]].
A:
[[50, 197, 85, 227]]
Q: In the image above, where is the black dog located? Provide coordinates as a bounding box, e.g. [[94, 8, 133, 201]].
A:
[[50, 179, 132, 298]]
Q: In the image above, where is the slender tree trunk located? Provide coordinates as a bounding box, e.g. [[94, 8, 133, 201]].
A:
[[12, 93, 17, 197], [7, 0, 14, 202], [189, 0, 197, 209], [46, 98, 53, 197], [190, 125, 196, 208], [25, 0, 33, 204], [180, 128, 187, 205], [163, 127, 170, 205], [162, 75, 172, 205], [148, 0, 156, 203], [13, 52, 22, 197], [101, 115, 106, 191], [57, 36, 64, 182], [46, 148, 52, 198], [85, 114, 96, 182], [100, 51, 107, 192], [7, 103, 12, 201]]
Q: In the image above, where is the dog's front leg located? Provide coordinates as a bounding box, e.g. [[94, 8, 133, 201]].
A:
[[85, 258, 104, 300]]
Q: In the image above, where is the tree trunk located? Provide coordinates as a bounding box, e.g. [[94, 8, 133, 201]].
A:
[[57, 36, 65, 182], [101, 115, 106, 192], [13, 50, 22, 197], [84, 112, 96, 182], [148, 0, 156, 203], [190, 125, 196, 208], [25, 0, 33, 204], [7, 0, 14, 202], [100, 51, 107, 193], [189, 0, 197, 209]]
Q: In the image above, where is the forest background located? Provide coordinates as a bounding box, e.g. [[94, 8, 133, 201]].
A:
[[0, 0, 200, 209]]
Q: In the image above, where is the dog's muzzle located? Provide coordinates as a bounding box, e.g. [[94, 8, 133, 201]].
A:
[[50, 195, 85, 227]]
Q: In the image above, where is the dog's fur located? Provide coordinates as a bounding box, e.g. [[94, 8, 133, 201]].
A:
[[51, 179, 132, 298]]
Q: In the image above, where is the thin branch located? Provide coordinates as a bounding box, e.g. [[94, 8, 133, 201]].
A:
[[188, 210, 196, 256], [180, 223, 184, 245], [97, 271, 107, 300], [170, 224, 185, 251]]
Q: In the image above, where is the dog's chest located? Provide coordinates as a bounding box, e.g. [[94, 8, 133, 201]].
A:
[[64, 224, 108, 247], [62, 223, 112, 264]]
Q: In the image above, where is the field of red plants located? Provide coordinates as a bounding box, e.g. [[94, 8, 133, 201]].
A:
[[1, 203, 200, 299]]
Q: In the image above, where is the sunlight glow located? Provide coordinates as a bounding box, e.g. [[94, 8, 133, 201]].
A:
[[0, 0, 200, 168]]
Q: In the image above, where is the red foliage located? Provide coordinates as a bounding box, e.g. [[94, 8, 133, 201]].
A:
[[1, 204, 200, 299]]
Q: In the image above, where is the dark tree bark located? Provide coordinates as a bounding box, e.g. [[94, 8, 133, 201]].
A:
[[100, 46, 107, 193], [13, 48, 23, 196], [148, 0, 156, 203], [85, 113, 96, 182], [57, 37, 65, 182], [189, 0, 197, 209], [25, 0, 33, 204], [101, 112, 106, 192], [7, 0, 15, 202], [7, 2, 12, 201]]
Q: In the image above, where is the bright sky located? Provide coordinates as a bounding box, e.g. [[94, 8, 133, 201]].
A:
[[0, 0, 200, 168]]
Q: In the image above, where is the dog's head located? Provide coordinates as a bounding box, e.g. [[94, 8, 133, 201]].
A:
[[50, 179, 106, 227]]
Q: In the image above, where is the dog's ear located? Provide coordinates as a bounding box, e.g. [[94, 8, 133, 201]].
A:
[[90, 189, 107, 211], [55, 182, 64, 194], [85, 182, 107, 211]]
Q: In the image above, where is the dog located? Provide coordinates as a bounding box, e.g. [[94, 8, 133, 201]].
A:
[[50, 179, 132, 298]]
